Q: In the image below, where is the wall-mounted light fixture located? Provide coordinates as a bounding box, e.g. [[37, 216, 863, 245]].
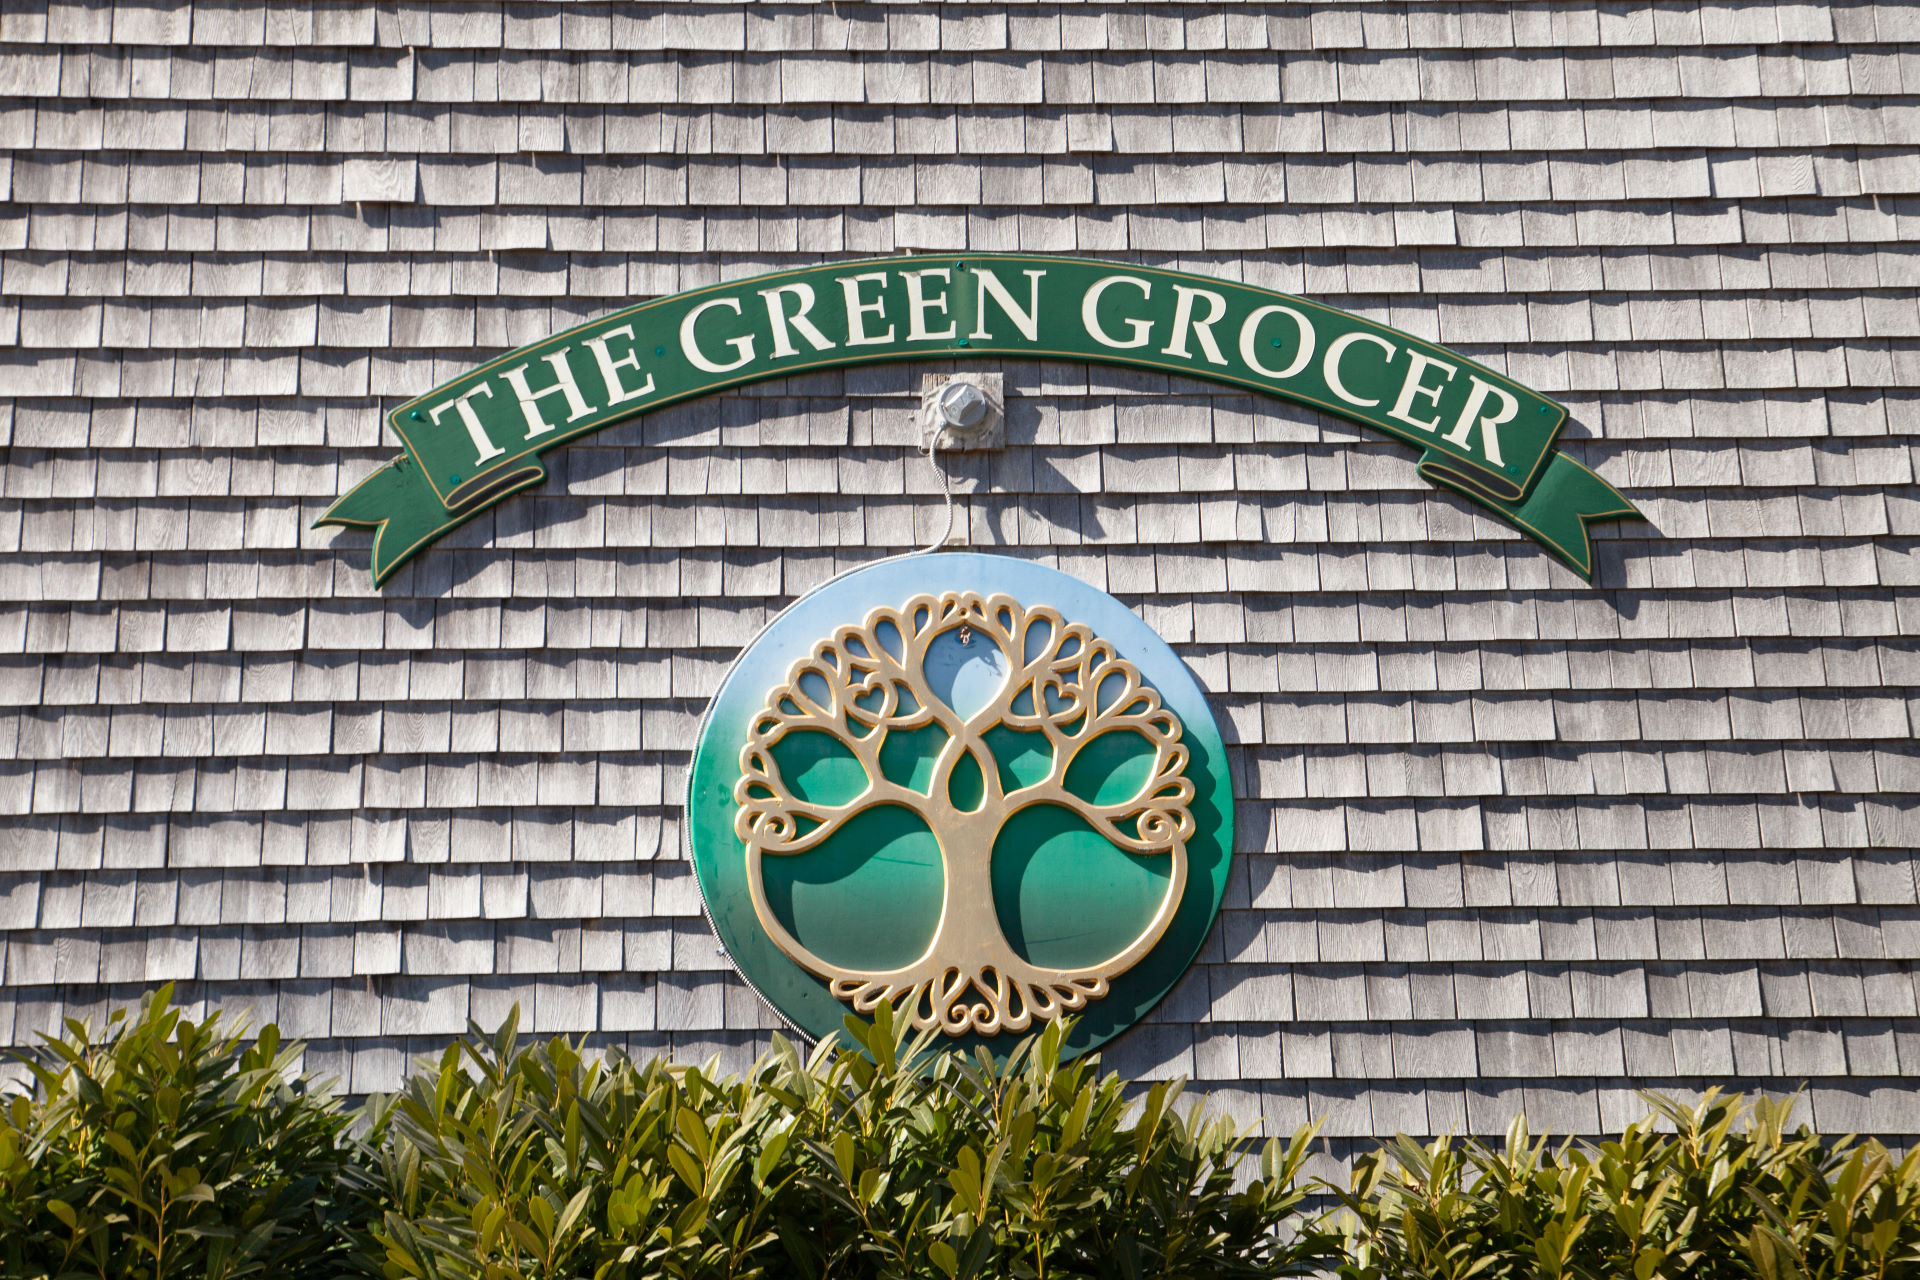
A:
[[920, 372, 1005, 451]]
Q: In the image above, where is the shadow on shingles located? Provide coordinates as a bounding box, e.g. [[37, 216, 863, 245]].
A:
[[329, 388, 1664, 610], [348, 393, 1002, 597], [1596, 535, 1685, 620]]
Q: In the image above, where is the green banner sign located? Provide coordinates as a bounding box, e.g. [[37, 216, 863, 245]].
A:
[[320, 254, 1640, 583]]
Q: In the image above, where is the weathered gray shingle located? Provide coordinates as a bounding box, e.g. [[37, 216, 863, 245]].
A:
[[0, 0, 1914, 1137]]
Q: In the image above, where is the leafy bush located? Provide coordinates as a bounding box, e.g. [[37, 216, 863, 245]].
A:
[[0, 985, 365, 1280], [1329, 1090, 1920, 1280], [9, 989, 1920, 1280], [368, 1001, 1322, 1280]]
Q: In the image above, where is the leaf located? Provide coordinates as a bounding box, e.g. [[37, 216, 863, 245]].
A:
[[102, 1129, 140, 1164], [952, 1227, 1000, 1280], [1060, 1087, 1093, 1152], [833, 1130, 857, 1186], [505, 1217, 546, 1256], [673, 1197, 709, 1243], [668, 1143, 706, 1195], [676, 1106, 712, 1163], [528, 1192, 556, 1241], [555, 1185, 594, 1243], [951, 1152, 986, 1220], [754, 1123, 793, 1187]]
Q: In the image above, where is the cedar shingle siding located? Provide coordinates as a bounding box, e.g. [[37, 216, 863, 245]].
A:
[[2, 0, 1919, 1149]]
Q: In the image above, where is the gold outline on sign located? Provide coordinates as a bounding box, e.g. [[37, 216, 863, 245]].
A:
[[734, 590, 1195, 1037]]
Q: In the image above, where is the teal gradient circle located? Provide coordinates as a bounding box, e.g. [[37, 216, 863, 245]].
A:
[[684, 552, 1234, 1059]]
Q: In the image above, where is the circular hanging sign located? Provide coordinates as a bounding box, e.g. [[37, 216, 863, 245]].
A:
[[685, 552, 1234, 1058]]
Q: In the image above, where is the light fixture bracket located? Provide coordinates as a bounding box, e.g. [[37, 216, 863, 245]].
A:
[[920, 372, 1005, 451]]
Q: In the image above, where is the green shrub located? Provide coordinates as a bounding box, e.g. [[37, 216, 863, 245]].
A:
[[368, 1001, 1325, 1280], [9, 988, 1920, 1280], [363, 1009, 794, 1280], [1328, 1090, 1920, 1280], [0, 985, 366, 1280]]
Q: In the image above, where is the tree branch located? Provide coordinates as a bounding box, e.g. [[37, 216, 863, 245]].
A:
[[734, 771, 921, 857]]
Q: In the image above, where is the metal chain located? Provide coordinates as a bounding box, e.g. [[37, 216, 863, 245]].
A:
[[918, 425, 957, 556]]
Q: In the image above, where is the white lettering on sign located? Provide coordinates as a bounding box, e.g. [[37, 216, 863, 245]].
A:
[[758, 282, 836, 358], [1323, 331, 1398, 407], [1163, 285, 1229, 365], [1082, 275, 1154, 349], [1444, 374, 1517, 467], [432, 268, 1537, 487], [502, 350, 594, 440], [902, 269, 956, 341], [582, 324, 656, 407], [971, 267, 1043, 342], [430, 382, 502, 467], [680, 297, 755, 373], [839, 272, 895, 347], [1387, 350, 1458, 433], [1239, 305, 1316, 381]]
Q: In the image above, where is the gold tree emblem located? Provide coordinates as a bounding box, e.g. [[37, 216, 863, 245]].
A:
[[734, 590, 1196, 1036]]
